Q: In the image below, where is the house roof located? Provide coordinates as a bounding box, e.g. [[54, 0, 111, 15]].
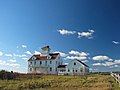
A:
[[57, 65, 67, 68], [76, 59, 89, 67], [28, 53, 59, 61]]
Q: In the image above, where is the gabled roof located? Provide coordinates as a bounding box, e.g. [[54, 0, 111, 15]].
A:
[[57, 65, 67, 68], [76, 59, 89, 67], [28, 53, 59, 61]]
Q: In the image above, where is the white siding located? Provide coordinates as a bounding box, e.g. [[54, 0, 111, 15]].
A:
[[57, 60, 89, 75]]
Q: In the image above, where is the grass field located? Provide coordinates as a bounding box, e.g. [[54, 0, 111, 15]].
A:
[[0, 74, 119, 90]]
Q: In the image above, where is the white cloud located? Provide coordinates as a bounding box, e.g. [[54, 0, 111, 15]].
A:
[[0, 60, 20, 68], [25, 51, 32, 55], [92, 55, 110, 60], [0, 51, 3, 56], [0, 60, 6, 65], [9, 64, 20, 68], [112, 41, 119, 44], [92, 60, 120, 67], [34, 50, 41, 55], [82, 60, 88, 63], [5, 54, 12, 57], [65, 56, 87, 60], [78, 29, 94, 39], [53, 51, 67, 57], [22, 45, 27, 48], [69, 50, 89, 57], [102, 62, 115, 66], [93, 63, 102, 66], [114, 60, 120, 64], [8, 59, 16, 62], [13, 54, 27, 57], [58, 29, 76, 35], [22, 58, 29, 61], [108, 59, 113, 61], [114, 65, 120, 67]]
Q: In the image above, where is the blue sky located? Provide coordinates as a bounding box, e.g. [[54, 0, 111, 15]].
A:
[[0, 0, 120, 72]]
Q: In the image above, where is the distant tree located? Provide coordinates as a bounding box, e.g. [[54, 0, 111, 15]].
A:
[[0, 70, 18, 80]]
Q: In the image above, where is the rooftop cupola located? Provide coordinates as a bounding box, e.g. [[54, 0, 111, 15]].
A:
[[41, 46, 51, 56]]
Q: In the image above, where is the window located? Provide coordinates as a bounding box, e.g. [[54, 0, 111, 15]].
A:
[[50, 67, 52, 71], [76, 70, 77, 72], [56, 61, 57, 65], [40, 61, 42, 65], [74, 62, 76, 65], [58, 56, 60, 59], [80, 68, 83, 72], [58, 62, 60, 65], [45, 61, 47, 66], [34, 68, 36, 71], [30, 62, 32, 64], [68, 69, 70, 72], [30, 68, 32, 71], [73, 69, 74, 72], [34, 61, 36, 65], [50, 61, 52, 64]]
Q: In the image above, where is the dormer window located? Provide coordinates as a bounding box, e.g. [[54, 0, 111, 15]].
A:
[[74, 62, 76, 65], [32, 56, 36, 60], [47, 55, 51, 59]]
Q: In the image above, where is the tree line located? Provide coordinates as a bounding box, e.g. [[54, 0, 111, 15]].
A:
[[0, 70, 19, 80]]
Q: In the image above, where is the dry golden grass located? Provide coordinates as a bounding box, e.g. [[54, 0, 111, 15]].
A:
[[0, 74, 119, 90]]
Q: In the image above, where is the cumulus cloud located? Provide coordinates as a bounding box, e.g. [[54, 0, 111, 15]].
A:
[[22, 45, 27, 48], [5, 54, 12, 57], [78, 29, 94, 39], [25, 51, 32, 55], [102, 62, 115, 66], [92, 62, 113, 66], [92, 55, 110, 60], [69, 50, 89, 57], [58, 29, 76, 35], [0, 60, 20, 68], [0, 60, 6, 65], [34, 50, 41, 55], [0, 51, 3, 56], [13, 54, 27, 57], [22, 58, 29, 61], [57, 28, 95, 39], [53, 51, 67, 57], [93, 63, 102, 66], [112, 41, 119, 44], [114, 60, 120, 64], [114, 65, 119, 67], [81, 60, 88, 63], [8, 63, 20, 68], [65, 56, 87, 60], [93, 60, 120, 67], [8, 59, 16, 62]]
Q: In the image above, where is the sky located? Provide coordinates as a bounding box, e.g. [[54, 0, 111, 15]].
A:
[[0, 0, 120, 73]]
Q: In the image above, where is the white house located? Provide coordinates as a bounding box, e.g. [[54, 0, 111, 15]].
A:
[[28, 46, 62, 74], [57, 59, 89, 75], [28, 46, 89, 75]]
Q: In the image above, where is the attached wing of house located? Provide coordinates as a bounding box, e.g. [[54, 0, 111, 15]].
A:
[[57, 59, 89, 75]]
